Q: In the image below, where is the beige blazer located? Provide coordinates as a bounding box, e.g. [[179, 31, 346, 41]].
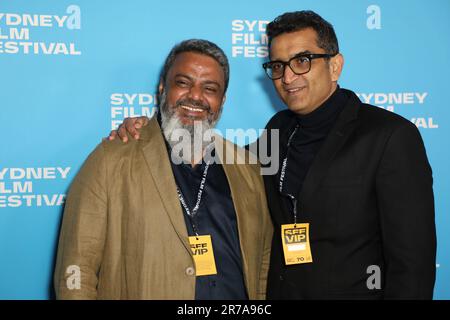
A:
[[54, 117, 273, 299]]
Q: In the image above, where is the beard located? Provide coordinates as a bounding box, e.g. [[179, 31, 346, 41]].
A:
[[159, 89, 222, 164]]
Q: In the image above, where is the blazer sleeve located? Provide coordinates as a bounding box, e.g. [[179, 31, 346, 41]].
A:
[[376, 121, 436, 299], [53, 142, 108, 299], [257, 174, 274, 300]]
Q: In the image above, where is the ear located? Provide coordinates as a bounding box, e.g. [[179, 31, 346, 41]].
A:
[[158, 80, 164, 95], [329, 53, 344, 82]]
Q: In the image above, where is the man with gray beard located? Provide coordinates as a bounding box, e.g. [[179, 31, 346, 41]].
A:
[[54, 39, 273, 299], [159, 83, 222, 166]]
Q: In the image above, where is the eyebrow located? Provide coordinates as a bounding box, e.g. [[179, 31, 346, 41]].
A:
[[271, 50, 312, 62], [291, 50, 312, 58], [174, 73, 222, 88], [174, 73, 193, 81]]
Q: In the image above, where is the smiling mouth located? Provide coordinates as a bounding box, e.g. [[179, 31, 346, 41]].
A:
[[180, 104, 206, 113], [285, 86, 306, 95]]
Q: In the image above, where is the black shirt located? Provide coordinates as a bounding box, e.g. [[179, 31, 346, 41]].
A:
[[282, 87, 348, 212], [168, 151, 248, 300]]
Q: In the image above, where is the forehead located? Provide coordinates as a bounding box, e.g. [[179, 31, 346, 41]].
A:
[[167, 51, 224, 83], [270, 28, 323, 60]]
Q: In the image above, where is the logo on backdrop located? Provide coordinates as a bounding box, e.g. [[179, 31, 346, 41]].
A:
[[231, 19, 269, 58], [0, 167, 71, 208], [0, 5, 81, 55], [356, 91, 438, 129], [110, 93, 159, 130]]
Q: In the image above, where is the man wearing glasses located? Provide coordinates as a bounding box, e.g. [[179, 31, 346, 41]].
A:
[[110, 11, 436, 299]]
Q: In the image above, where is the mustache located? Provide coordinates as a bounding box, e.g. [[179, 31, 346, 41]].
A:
[[175, 98, 212, 113]]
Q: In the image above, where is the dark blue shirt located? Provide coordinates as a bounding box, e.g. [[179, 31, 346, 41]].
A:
[[168, 154, 248, 300]]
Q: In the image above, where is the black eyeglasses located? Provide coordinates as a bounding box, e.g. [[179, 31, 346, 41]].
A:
[[262, 52, 337, 80]]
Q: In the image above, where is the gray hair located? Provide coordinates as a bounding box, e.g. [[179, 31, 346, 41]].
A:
[[160, 39, 230, 93]]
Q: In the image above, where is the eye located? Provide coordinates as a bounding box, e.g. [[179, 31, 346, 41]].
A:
[[295, 56, 309, 64], [205, 87, 217, 93], [175, 79, 189, 87], [270, 62, 283, 71]]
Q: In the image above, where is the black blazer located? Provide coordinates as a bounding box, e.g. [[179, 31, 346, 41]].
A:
[[262, 88, 436, 299]]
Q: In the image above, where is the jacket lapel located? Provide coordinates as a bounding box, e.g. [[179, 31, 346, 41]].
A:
[[215, 136, 251, 292], [299, 91, 361, 205], [140, 117, 191, 253]]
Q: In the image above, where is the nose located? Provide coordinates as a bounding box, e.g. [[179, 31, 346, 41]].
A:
[[187, 84, 203, 101], [282, 65, 298, 85]]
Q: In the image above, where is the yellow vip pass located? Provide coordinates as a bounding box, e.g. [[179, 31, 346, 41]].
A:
[[189, 235, 217, 276], [281, 223, 313, 265]]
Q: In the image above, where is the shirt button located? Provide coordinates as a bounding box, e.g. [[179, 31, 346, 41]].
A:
[[185, 267, 195, 276]]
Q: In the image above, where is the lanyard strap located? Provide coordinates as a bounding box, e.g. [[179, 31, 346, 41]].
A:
[[177, 161, 211, 236], [279, 124, 300, 224]]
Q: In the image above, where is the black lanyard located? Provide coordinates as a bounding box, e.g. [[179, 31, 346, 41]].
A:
[[279, 124, 300, 224], [177, 161, 211, 237]]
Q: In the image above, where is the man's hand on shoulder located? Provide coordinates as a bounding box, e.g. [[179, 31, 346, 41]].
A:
[[107, 116, 149, 143]]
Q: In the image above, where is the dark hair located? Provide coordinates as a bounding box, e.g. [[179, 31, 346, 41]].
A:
[[160, 39, 230, 93], [267, 10, 339, 55]]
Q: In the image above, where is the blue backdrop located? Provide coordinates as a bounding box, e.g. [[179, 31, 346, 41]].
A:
[[0, 0, 449, 299]]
